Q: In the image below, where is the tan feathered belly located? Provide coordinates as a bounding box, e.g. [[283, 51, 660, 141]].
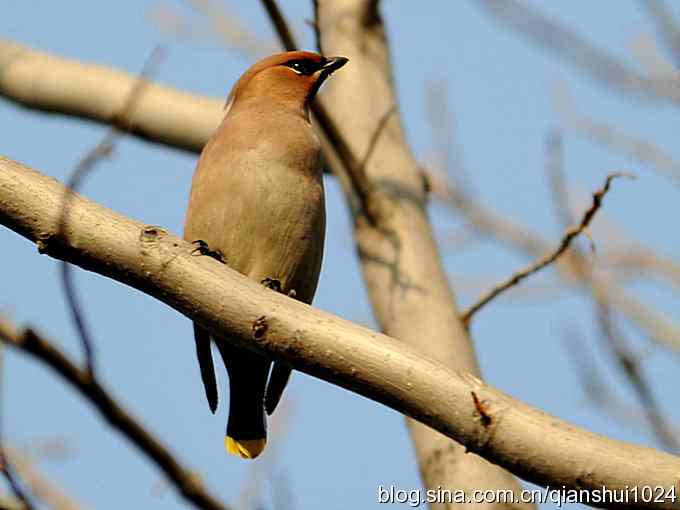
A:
[[184, 143, 325, 304]]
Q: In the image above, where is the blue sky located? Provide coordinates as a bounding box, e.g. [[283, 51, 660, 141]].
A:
[[2, 1, 679, 509]]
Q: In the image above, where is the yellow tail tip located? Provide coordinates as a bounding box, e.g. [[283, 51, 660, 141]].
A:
[[225, 436, 266, 459]]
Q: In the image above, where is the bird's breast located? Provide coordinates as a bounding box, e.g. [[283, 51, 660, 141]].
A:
[[183, 111, 326, 302]]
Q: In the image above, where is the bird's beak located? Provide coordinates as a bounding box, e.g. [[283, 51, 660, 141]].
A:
[[320, 56, 349, 75]]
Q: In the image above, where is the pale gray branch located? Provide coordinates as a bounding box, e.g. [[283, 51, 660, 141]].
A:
[[1, 156, 679, 510], [0, 39, 222, 154]]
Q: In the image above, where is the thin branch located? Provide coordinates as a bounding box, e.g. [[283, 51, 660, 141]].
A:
[[428, 163, 680, 351], [0, 449, 35, 510], [553, 81, 680, 185], [358, 105, 396, 171], [187, 0, 274, 56], [5, 448, 85, 510], [313, 102, 380, 222], [260, 0, 380, 224], [424, 79, 475, 196], [311, 0, 323, 54], [0, 493, 25, 510], [546, 138, 678, 450], [426, 167, 551, 255], [629, 32, 678, 76], [0, 319, 229, 510], [594, 300, 679, 451], [546, 130, 574, 228], [0, 323, 35, 510], [640, 0, 680, 69], [259, 0, 297, 52], [605, 249, 680, 291], [476, 0, 680, 103], [58, 46, 165, 376], [462, 173, 633, 325], [560, 329, 648, 427]]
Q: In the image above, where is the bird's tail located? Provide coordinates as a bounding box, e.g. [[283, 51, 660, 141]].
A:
[[216, 340, 271, 459]]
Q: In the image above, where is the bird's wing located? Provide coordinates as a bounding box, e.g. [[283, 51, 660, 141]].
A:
[[193, 322, 218, 413]]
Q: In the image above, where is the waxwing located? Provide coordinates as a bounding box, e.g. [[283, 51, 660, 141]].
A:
[[183, 51, 348, 459]]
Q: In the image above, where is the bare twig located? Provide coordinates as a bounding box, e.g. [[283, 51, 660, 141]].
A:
[[560, 329, 647, 427], [58, 46, 165, 375], [152, 1, 275, 56], [605, 249, 680, 290], [553, 81, 680, 185], [546, 130, 574, 227], [311, 0, 323, 54], [424, 79, 474, 196], [547, 144, 678, 450], [462, 173, 633, 325], [260, 0, 379, 224], [476, 0, 680, 103], [640, 0, 680, 69], [0, 324, 35, 510], [5, 448, 85, 510], [150, 2, 273, 57], [259, 0, 297, 53], [0, 493, 24, 510], [188, 0, 274, 56], [594, 301, 679, 451], [0, 448, 35, 510], [0, 318, 229, 510], [630, 32, 679, 77], [428, 162, 680, 351]]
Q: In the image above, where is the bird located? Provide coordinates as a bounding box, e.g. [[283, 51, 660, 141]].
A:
[[183, 51, 348, 459]]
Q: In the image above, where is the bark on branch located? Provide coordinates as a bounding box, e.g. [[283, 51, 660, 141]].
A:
[[0, 39, 221, 154], [2, 156, 679, 509], [313, 1, 527, 504]]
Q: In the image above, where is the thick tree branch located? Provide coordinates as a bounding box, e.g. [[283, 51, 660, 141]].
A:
[[3, 148, 680, 509], [0, 39, 221, 154], [310, 0, 529, 505]]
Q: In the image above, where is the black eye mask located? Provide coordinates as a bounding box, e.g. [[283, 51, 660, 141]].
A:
[[283, 59, 323, 75]]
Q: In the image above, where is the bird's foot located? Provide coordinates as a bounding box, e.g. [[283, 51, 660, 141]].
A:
[[260, 277, 282, 292], [191, 240, 225, 263], [261, 277, 298, 299]]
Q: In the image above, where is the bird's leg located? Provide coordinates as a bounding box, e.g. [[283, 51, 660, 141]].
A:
[[191, 239, 225, 263]]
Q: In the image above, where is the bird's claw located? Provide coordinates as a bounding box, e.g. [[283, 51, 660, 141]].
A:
[[191, 240, 225, 263], [261, 277, 282, 292], [260, 278, 297, 299]]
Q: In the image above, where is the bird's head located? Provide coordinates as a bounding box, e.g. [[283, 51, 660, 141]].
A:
[[225, 51, 348, 116]]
